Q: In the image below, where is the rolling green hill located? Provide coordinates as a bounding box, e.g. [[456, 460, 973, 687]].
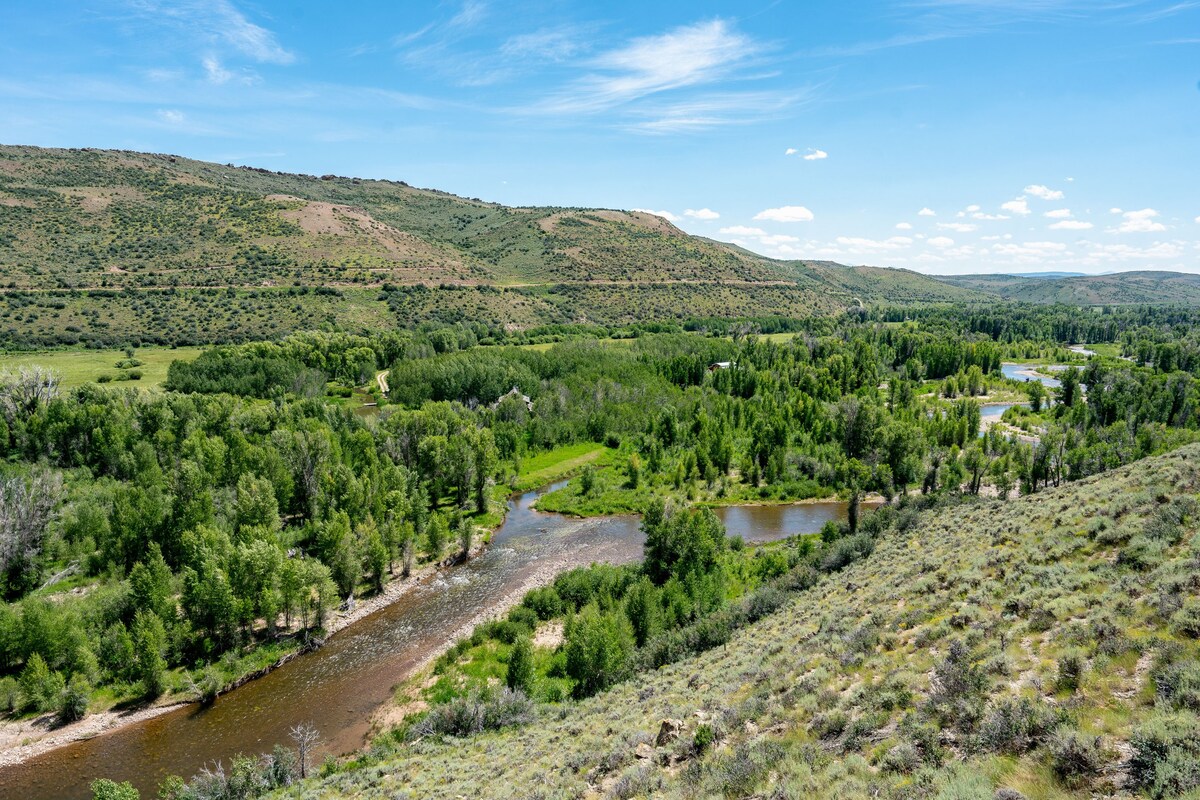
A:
[[0, 144, 980, 346], [938, 271, 1200, 305], [285, 444, 1200, 800]]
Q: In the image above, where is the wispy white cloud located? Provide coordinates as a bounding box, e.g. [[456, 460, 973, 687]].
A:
[[130, 0, 295, 65], [156, 108, 185, 124], [202, 55, 233, 84], [895, 222, 913, 230], [500, 27, 585, 61], [529, 19, 771, 124], [719, 225, 766, 236], [1024, 183, 1064, 200], [802, 148, 828, 161], [626, 90, 806, 134], [928, 236, 955, 247], [1112, 208, 1167, 233], [1044, 208, 1073, 219], [684, 208, 720, 220], [754, 205, 814, 222], [918, 207, 936, 216], [1049, 220, 1093, 230], [938, 222, 977, 232], [784, 147, 798, 155]]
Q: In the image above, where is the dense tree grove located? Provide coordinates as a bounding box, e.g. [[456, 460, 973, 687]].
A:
[[3, 304, 1200, 724]]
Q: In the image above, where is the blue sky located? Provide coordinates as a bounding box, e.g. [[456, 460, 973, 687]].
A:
[[2, 1, 1198, 274]]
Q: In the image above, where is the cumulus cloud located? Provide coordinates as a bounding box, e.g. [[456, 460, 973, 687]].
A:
[[719, 225, 766, 236], [918, 207, 936, 217], [938, 222, 977, 232], [992, 241, 1068, 257], [684, 208, 720, 220], [1024, 184, 1064, 201], [965, 204, 981, 213], [895, 222, 913, 230], [784, 147, 798, 155], [1113, 208, 1166, 233], [1110, 208, 1123, 214], [1001, 198, 1031, 216], [1049, 220, 1093, 230], [632, 208, 680, 222], [156, 109, 185, 124], [802, 148, 828, 161], [1194, 216, 1200, 224], [928, 236, 955, 248], [753, 205, 814, 223], [835, 236, 912, 250], [1044, 209, 1073, 219], [759, 234, 801, 246], [972, 212, 1010, 220]]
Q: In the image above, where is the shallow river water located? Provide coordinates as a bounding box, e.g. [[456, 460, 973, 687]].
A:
[[0, 484, 861, 799]]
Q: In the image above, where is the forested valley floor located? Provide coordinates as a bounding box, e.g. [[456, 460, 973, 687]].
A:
[[0, 302, 1198, 800]]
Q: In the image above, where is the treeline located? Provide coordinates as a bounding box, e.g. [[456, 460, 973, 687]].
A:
[[878, 303, 1200, 348], [0, 370, 500, 718]]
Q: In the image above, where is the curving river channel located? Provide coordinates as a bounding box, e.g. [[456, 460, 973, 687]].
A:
[[0, 483, 863, 800]]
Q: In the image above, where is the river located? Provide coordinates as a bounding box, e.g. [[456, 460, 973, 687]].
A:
[[1000, 363, 1061, 389], [0, 484, 862, 799]]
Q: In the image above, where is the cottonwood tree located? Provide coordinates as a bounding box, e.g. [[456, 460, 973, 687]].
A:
[[0, 471, 62, 597], [0, 367, 59, 423]]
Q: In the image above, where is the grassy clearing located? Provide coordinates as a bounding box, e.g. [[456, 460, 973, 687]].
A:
[[514, 443, 613, 491], [0, 346, 205, 389]]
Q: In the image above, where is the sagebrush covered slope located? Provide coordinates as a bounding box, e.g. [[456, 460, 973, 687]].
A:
[[285, 444, 1200, 800], [0, 145, 982, 346]]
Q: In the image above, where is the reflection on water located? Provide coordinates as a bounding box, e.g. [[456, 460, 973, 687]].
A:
[[979, 402, 1028, 436], [0, 485, 859, 800], [1000, 363, 1061, 389]]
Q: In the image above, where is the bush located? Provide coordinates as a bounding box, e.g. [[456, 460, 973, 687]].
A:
[[1171, 599, 1200, 638], [881, 742, 921, 774], [57, 674, 91, 724], [693, 723, 715, 755], [1130, 712, 1200, 798], [978, 697, 1061, 754], [928, 640, 988, 730], [413, 688, 534, 739], [1154, 660, 1200, 711], [0, 676, 19, 712], [564, 603, 633, 698], [1049, 729, 1105, 788], [505, 637, 535, 695], [522, 586, 564, 620], [90, 779, 139, 800], [819, 533, 874, 573], [506, 605, 539, 631], [744, 585, 787, 622], [1056, 651, 1086, 693]]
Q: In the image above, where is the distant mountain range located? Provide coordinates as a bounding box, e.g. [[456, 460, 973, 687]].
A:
[[935, 270, 1200, 305]]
